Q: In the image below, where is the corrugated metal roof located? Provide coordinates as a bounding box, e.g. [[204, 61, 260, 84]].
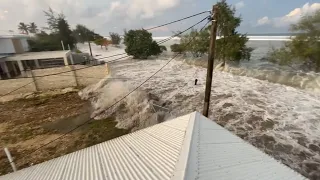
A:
[[175, 112, 307, 180], [0, 113, 191, 180], [0, 112, 307, 180], [4, 51, 70, 61]]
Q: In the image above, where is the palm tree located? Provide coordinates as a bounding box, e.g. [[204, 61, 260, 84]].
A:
[[28, 22, 38, 34], [18, 22, 29, 34]]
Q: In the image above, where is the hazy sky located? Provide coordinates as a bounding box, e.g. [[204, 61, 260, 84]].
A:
[[0, 0, 319, 36]]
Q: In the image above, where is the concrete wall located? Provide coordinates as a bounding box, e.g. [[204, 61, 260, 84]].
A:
[[33, 66, 77, 90], [74, 64, 108, 86], [0, 39, 15, 54], [0, 78, 36, 95], [0, 64, 109, 96], [20, 38, 29, 52]]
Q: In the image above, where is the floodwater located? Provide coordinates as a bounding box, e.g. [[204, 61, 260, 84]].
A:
[[79, 40, 320, 179]]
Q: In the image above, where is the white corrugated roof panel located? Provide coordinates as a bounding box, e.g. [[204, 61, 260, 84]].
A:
[[0, 112, 307, 180], [0, 113, 191, 180], [177, 112, 307, 180]]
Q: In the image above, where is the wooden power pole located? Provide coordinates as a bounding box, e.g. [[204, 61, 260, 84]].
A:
[[88, 40, 93, 57], [203, 5, 218, 117]]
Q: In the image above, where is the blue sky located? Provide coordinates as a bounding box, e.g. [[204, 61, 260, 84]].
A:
[[0, 0, 319, 36]]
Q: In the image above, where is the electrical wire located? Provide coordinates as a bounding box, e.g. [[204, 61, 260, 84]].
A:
[[145, 11, 210, 31], [90, 11, 210, 61], [13, 17, 211, 166]]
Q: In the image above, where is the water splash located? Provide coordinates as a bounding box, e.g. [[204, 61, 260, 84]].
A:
[[106, 58, 320, 179]]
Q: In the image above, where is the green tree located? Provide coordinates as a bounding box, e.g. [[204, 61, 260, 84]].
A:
[[180, 0, 253, 62], [267, 10, 320, 72], [57, 18, 75, 50], [43, 7, 65, 32], [181, 28, 210, 57], [28, 22, 39, 34], [170, 44, 185, 54], [28, 34, 61, 51], [109, 32, 121, 45], [73, 24, 103, 43], [124, 29, 161, 59], [160, 45, 167, 52], [18, 22, 29, 34], [215, 0, 253, 62], [94, 38, 104, 48]]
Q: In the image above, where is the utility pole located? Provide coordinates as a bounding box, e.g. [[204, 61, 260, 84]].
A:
[[61, 40, 65, 51], [79, 32, 93, 57], [203, 5, 218, 117], [88, 40, 93, 57]]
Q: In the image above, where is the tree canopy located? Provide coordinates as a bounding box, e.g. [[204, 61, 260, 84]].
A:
[[58, 18, 76, 50], [124, 29, 162, 59], [18, 23, 29, 34], [73, 24, 103, 43], [178, 0, 253, 62], [27, 7, 75, 51], [267, 10, 320, 72], [109, 32, 121, 45], [28, 22, 39, 34], [43, 7, 65, 32]]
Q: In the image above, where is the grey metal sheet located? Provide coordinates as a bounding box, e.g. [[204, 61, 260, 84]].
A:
[[0, 113, 191, 180], [183, 112, 307, 180], [0, 112, 307, 180]]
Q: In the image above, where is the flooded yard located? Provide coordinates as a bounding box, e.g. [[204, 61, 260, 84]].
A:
[[0, 91, 128, 175]]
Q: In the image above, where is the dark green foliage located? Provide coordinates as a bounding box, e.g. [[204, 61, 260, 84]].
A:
[[267, 10, 320, 72], [124, 29, 162, 59], [180, 29, 210, 57], [28, 22, 38, 34], [215, 33, 253, 61], [73, 24, 103, 43], [160, 45, 167, 52], [43, 7, 65, 32], [28, 8, 75, 51], [57, 18, 75, 50], [180, 0, 253, 61], [109, 32, 121, 45], [18, 22, 29, 34], [170, 44, 185, 54], [214, 0, 253, 62], [28, 34, 61, 52]]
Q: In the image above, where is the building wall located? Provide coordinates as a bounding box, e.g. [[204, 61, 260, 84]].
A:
[[0, 38, 15, 54], [12, 39, 24, 53], [20, 38, 29, 52], [0, 64, 108, 96], [0, 78, 36, 95]]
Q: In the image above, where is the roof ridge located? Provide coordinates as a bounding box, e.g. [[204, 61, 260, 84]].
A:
[[171, 112, 198, 180]]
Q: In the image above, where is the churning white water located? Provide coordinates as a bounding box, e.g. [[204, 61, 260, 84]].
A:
[[79, 43, 320, 179]]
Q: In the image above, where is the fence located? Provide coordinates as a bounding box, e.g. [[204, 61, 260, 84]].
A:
[[0, 64, 109, 96]]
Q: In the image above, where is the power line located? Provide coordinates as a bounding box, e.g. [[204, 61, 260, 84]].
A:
[[145, 11, 210, 31], [13, 17, 211, 166], [96, 15, 210, 62], [1, 14, 210, 98], [94, 11, 210, 60]]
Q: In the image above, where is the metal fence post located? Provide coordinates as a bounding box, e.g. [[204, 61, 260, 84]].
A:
[[70, 65, 79, 87], [30, 69, 39, 91], [4, 147, 17, 172]]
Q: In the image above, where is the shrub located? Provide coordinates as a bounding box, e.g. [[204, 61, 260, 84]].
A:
[[124, 29, 161, 59], [109, 32, 121, 45], [170, 44, 185, 54]]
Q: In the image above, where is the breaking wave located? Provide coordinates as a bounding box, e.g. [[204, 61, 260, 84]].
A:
[[180, 57, 320, 93], [85, 58, 320, 179]]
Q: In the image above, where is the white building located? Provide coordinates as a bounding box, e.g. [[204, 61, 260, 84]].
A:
[[0, 35, 75, 79]]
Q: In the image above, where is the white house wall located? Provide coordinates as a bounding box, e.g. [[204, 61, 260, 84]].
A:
[[20, 38, 29, 52], [0, 38, 15, 54]]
